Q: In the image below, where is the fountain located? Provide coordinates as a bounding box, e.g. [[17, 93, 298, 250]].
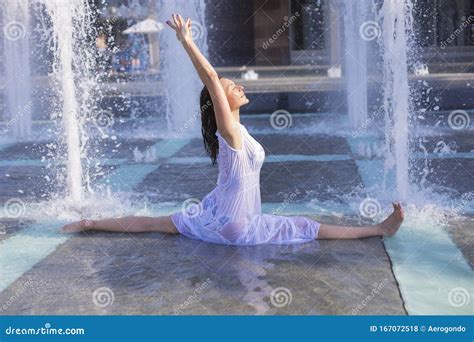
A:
[[3, 0, 108, 203], [0, 0, 473, 317], [344, 0, 413, 201], [157, 0, 208, 136], [41, 0, 94, 202], [343, 0, 369, 129], [2, 0, 209, 202], [378, 0, 414, 201], [2, 0, 32, 139]]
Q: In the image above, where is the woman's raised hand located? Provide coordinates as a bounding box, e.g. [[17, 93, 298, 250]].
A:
[[166, 13, 192, 43]]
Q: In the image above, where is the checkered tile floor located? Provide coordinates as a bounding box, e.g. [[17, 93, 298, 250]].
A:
[[0, 114, 472, 314]]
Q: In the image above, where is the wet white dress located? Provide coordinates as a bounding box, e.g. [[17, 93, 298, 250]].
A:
[[171, 123, 320, 246]]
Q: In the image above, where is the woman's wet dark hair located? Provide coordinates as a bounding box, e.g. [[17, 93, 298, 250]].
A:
[[200, 83, 219, 166]]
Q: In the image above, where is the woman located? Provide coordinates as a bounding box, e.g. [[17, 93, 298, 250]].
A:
[[62, 14, 403, 245]]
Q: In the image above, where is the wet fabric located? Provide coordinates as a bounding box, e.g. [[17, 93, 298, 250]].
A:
[[171, 123, 320, 245]]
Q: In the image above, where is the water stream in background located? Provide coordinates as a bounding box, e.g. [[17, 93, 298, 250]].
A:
[[344, 0, 413, 201], [4, 0, 104, 203], [0, 0, 472, 315], [157, 0, 208, 136], [2, 0, 32, 139], [343, 0, 369, 129], [1, 0, 209, 203], [41, 0, 90, 202], [378, 0, 414, 201]]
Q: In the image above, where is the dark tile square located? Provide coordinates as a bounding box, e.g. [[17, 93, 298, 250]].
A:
[[257, 134, 351, 155], [173, 138, 209, 158], [135, 162, 218, 202], [260, 160, 362, 202]]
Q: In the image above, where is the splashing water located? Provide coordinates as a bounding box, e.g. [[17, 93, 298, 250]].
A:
[[157, 0, 208, 136], [32, 0, 97, 203], [2, 0, 32, 139], [42, 1, 86, 202], [343, 0, 369, 129], [378, 0, 414, 201]]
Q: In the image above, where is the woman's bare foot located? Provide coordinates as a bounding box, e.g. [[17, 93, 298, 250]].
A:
[[377, 203, 404, 237], [61, 219, 94, 233]]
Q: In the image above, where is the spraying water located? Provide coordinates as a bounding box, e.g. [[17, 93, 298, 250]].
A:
[[378, 0, 414, 201], [343, 0, 369, 129], [42, 1, 85, 202], [39, 0, 97, 203], [157, 0, 208, 135], [2, 0, 32, 139]]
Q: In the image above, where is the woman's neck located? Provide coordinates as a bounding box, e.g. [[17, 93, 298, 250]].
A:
[[232, 109, 240, 123]]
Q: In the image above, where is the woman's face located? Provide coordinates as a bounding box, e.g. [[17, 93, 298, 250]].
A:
[[220, 78, 249, 110]]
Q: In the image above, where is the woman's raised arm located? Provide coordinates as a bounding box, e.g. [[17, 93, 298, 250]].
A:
[[166, 14, 237, 136]]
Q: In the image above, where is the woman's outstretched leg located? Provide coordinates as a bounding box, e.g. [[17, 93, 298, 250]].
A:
[[61, 215, 179, 234], [317, 203, 403, 239]]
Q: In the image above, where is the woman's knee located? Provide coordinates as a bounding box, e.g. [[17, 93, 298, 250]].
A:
[[159, 215, 180, 234]]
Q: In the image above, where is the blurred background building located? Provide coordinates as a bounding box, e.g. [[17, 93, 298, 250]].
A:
[[95, 0, 474, 69], [86, 0, 474, 113]]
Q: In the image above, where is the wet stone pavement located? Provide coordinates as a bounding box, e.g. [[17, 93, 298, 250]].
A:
[[0, 114, 472, 315]]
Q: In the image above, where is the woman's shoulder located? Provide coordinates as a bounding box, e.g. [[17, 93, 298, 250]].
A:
[[216, 123, 245, 152]]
